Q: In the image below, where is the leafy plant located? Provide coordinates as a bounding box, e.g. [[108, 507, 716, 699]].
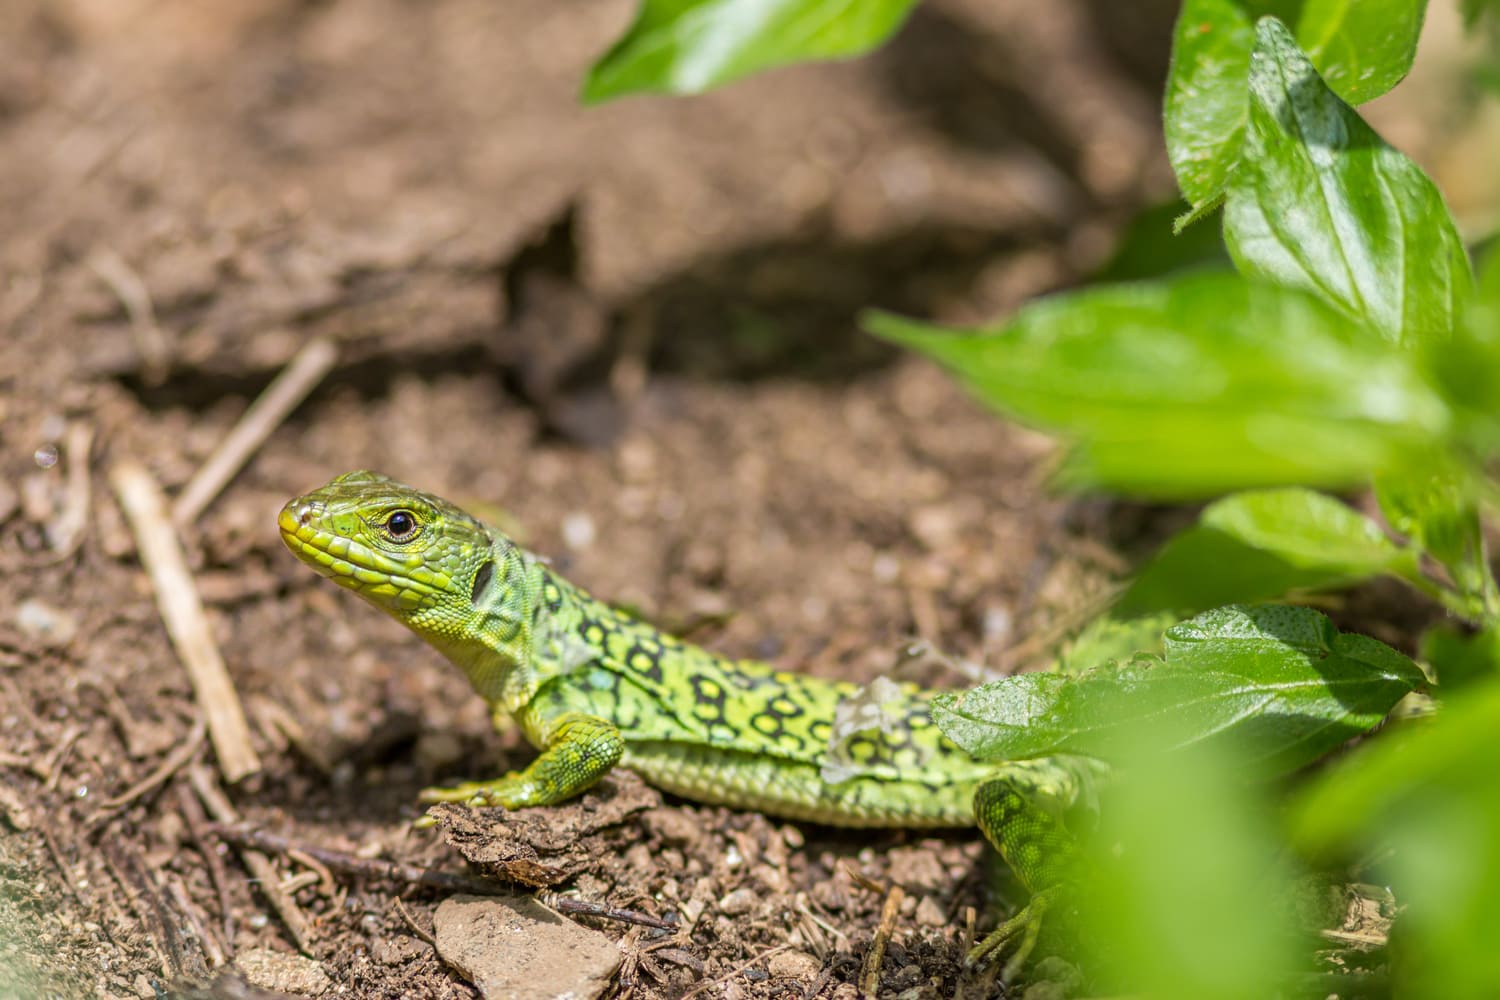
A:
[[867, 17, 1500, 646], [573, 0, 1500, 993], [583, 0, 920, 102], [858, 12, 1500, 996]]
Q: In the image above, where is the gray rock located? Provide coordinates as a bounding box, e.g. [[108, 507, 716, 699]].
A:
[[434, 894, 621, 1000]]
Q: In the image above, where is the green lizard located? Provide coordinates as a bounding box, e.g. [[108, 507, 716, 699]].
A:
[[279, 471, 1104, 970]]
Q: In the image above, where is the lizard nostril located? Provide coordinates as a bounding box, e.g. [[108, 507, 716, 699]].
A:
[[297, 502, 320, 527]]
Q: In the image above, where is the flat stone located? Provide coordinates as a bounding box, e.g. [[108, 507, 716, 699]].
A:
[[434, 894, 621, 1000], [234, 947, 331, 996]]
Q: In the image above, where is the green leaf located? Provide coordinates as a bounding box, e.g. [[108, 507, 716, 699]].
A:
[[1377, 464, 1495, 619], [1165, 0, 1429, 210], [1165, 0, 1263, 211], [1421, 624, 1500, 689], [1427, 244, 1500, 454], [1287, 681, 1500, 995], [864, 273, 1452, 498], [583, 0, 919, 102], [1223, 18, 1472, 342], [1092, 200, 1234, 283], [1464, 0, 1500, 27], [1055, 611, 1179, 675], [1120, 488, 1417, 616], [933, 605, 1424, 773], [1076, 735, 1298, 998]]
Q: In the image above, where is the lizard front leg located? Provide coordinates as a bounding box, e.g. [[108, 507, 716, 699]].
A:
[[420, 711, 625, 809], [969, 755, 1108, 977]]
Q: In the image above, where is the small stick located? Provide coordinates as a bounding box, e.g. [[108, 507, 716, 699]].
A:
[[39, 819, 82, 905], [112, 462, 260, 783], [209, 823, 677, 930], [44, 421, 93, 559], [680, 945, 790, 1000], [0, 750, 51, 781], [391, 897, 437, 947], [89, 246, 170, 383], [211, 823, 507, 896], [98, 717, 206, 812], [286, 847, 337, 898], [859, 884, 905, 999], [42, 725, 83, 793], [173, 337, 338, 526], [166, 874, 227, 969], [101, 840, 176, 979], [189, 766, 312, 955], [538, 890, 677, 931], [177, 783, 236, 947]]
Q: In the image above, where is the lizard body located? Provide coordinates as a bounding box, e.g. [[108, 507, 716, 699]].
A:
[[280, 471, 1102, 966]]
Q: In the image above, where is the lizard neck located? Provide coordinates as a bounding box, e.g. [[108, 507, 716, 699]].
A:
[[430, 539, 549, 710]]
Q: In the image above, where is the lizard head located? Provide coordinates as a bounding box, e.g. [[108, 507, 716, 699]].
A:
[[278, 471, 514, 650]]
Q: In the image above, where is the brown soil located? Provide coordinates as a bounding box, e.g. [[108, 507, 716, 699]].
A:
[[0, 0, 1459, 997]]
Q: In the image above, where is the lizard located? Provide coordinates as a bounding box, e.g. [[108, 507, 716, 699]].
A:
[[278, 470, 1105, 971]]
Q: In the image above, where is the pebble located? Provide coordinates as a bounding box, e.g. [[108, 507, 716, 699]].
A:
[[561, 511, 596, 551], [914, 896, 946, 928], [644, 807, 699, 847], [14, 599, 78, 647], [886, 846, 947, 894], [717, 887, 759, 916], [767, 949, 820, 980]]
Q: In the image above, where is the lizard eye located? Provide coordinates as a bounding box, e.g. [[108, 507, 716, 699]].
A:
[[384, 510, 420, 542]]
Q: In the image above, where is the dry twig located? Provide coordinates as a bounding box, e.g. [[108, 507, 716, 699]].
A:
[[859, 884, 905, 999], [111, 461, 260, 782], [209, 823, 677, 930], [42, 421, 93, 560], [391, 897, 437, 947], [98, 717, 206, 813], [88, 246, 171, 383], [173, 337, 338, 526], [189, 765, 313, 954], [178, 782, 236, 948], [166, 874, 228, 969], [680, 945, 790, 1000]]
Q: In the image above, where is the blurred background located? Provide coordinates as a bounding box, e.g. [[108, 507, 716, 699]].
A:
[[0, 0, 1494, 995]]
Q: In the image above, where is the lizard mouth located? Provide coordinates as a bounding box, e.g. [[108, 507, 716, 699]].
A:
[[277, 496, 449, 610], [278, 499, 337, 578]]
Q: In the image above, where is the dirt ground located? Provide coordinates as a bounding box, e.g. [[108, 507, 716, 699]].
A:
[[0, 1, 1482, 998]]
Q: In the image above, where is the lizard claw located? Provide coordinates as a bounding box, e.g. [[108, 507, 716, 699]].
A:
[[967, 892, 1052, 981]]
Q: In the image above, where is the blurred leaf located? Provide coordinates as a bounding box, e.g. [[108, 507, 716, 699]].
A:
[[1288, 681, 1500, 995], [1093, 200, 1233, 283], [1463, 0, 1500, 27], [864, 273, 1452, 498], [1120, 488, 1417, 616], [582, 0, 919, 102], [934, 605, 1424, 772], [1054, 611, 1178, 675], [1376, 465, 1494, 619], [1421, 624, 1500, 689], [1427, 244, 1500, 454], [1166, 2, 1428, 210], [1075, 733, 1298, 998], [1224, 18, 1472, 342]]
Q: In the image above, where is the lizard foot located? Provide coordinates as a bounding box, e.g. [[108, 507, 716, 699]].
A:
[[417, 774, 536, 809], [967, 891, 1052, 981]]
